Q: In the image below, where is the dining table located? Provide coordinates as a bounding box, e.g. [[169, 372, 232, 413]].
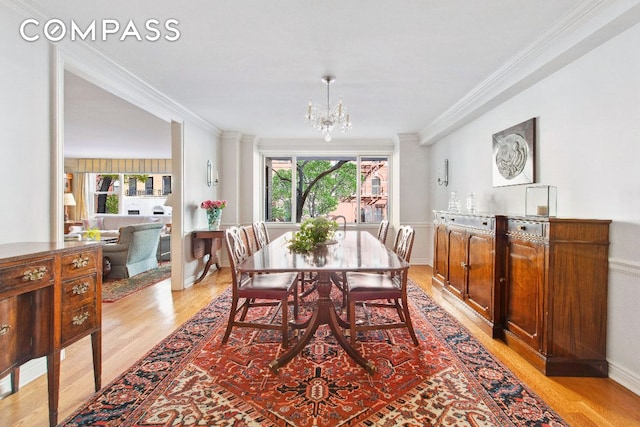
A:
[[237, 229, 410, 375]]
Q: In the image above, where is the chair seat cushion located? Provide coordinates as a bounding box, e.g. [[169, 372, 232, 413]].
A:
[[238, 272, 298, 297], [346, 272, 400, 293]]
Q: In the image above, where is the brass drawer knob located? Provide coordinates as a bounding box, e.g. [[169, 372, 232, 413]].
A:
[[23, 267, 47, 281], [72, 312, 90, 326], [72, 282, 90, 295], [0, 324, 11, 336], [72, 256, 89, 269]]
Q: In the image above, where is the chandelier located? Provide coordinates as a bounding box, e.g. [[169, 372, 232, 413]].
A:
[[305, 75, 352, 142]]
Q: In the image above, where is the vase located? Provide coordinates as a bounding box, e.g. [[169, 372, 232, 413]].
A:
[[206, 207, 222, 230]]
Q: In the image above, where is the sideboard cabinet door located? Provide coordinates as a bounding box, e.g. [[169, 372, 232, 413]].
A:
[[504, 234, 545, 353]]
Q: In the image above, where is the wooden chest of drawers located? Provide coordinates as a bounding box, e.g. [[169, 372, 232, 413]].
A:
[[0, 242, 102, 427]]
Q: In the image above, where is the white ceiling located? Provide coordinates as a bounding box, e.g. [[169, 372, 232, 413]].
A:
[[38, 0, 639, 158]]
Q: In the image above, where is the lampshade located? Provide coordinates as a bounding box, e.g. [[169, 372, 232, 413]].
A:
[[63, 193, 76, 206]]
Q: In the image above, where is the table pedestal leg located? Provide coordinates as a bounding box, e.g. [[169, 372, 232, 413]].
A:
[[269, 272, 375, 375], [194, 237, 221, 284]]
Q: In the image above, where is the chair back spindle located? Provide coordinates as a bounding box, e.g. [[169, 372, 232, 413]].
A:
[[393, 225, 415, 263], [376, 220, 390, 244], [252, 220, 270, 250]]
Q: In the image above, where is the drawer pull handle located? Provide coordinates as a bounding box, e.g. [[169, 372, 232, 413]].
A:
[[517, 225, 526, 231], [0, 324, 10, 336], [460, 262, 468, 269], [72, 282, 90, 295], [482, 221, 488, 226], [72, 312, 90, 326], [23, 267, 47, 281], [72, 256, 89, 269]]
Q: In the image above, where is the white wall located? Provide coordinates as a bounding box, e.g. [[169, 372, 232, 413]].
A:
[[427, 21, 640, 395], [0, 6, 52, 242], [181, 120, 221, 286]]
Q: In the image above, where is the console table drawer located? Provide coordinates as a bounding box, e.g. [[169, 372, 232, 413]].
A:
[[61, 250, 98, 279], [62, 276, 96, 307], [0, 258, 54, 294], [61, 304, 97, 345]]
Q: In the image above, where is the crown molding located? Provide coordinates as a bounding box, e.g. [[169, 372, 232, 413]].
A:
[[1, 0, 220, 135], [59, 43, 220, 134], [419, 0, 640, 145]]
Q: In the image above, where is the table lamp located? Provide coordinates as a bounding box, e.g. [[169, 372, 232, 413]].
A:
[[64, 193, 76, 221]]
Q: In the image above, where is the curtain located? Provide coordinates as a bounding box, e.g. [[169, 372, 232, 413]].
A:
[[73, 173, 89, 221]]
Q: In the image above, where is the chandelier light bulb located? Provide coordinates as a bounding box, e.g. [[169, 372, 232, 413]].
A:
[[305, 75, 351, 141]]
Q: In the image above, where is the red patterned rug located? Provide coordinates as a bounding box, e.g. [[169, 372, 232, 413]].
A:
[[63, 281, 567, 426]]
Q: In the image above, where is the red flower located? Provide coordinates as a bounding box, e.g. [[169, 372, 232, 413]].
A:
[[200, 200, 227, 209]]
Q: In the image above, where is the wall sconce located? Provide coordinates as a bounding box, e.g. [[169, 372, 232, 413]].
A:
[[207, 160, 219, 186], [438, 159, 449, 187]]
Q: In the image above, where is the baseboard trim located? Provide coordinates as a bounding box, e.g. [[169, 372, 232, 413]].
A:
[[609, 361, 640, 397], [0, 351, 66, 399]]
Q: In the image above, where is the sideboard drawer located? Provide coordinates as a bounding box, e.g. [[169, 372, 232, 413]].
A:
[[507, 219, 544, 238], [0, 258, 54, 295], [448, 214, 494, 231], [61, 304, 97, 345], [62, 276, 96, 307], [61, 250, 98, 279]]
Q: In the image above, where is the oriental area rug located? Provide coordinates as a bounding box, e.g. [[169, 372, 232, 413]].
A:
[[102, 262, 171, 302], [63, 281, 567, 426]]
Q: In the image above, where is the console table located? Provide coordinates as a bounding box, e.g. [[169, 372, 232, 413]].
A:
[[191, 229, 225, 283], [0, 241, 102, 426]]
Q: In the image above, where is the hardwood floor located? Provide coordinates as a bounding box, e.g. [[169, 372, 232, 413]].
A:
[[1, 265, 639, 426]]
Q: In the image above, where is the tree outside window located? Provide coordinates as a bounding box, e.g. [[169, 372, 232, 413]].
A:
[[265, 155, 388, 223]]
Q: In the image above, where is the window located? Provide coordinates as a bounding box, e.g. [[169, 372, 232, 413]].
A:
[[93, 174, 120, 214], [89, 173, 172, 215], [264, 155, 389, 223]]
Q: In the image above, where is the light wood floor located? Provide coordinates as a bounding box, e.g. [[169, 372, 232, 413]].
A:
[[1, 265, 639, 426]]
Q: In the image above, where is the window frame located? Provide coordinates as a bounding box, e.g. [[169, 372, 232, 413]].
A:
[[260, 152, 391, 225]]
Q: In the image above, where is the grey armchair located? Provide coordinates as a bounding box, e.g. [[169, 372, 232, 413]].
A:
[[102, 222, 163, 279]]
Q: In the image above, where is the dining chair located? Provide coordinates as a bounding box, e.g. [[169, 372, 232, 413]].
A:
[[242, 224, 256, 255], [376, 219, 390, 244], [345, 225, 418, 345], [222, 226, 299, 348], [252, 220, 270, 250]]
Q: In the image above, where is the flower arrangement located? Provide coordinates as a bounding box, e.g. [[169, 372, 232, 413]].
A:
[[200, 199, 227, 210], [83, 227, 101, 241], [288, 217, 339, 253], [201, 199, 227, 230]]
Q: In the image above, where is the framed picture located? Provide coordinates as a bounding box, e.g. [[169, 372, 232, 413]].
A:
[[65, 173, 73, 192], [492, 118, 536, 187]]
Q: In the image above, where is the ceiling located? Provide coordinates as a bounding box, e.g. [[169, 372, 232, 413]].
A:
[[34, 0, 638, 158]]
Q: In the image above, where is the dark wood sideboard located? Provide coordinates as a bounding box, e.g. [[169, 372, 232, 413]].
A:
[[0, 241, 102, 426], [433, 211, 611, 377]]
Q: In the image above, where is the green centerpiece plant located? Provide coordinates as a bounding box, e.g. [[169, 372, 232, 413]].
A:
[[288, 217, 339, 253]]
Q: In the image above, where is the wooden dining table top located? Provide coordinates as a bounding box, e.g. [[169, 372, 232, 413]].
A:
[[237, 230, 408, 274]]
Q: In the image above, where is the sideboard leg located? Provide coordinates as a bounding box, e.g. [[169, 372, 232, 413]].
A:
[[91, 330, 102, 391], [47, 351, 61, 427]]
